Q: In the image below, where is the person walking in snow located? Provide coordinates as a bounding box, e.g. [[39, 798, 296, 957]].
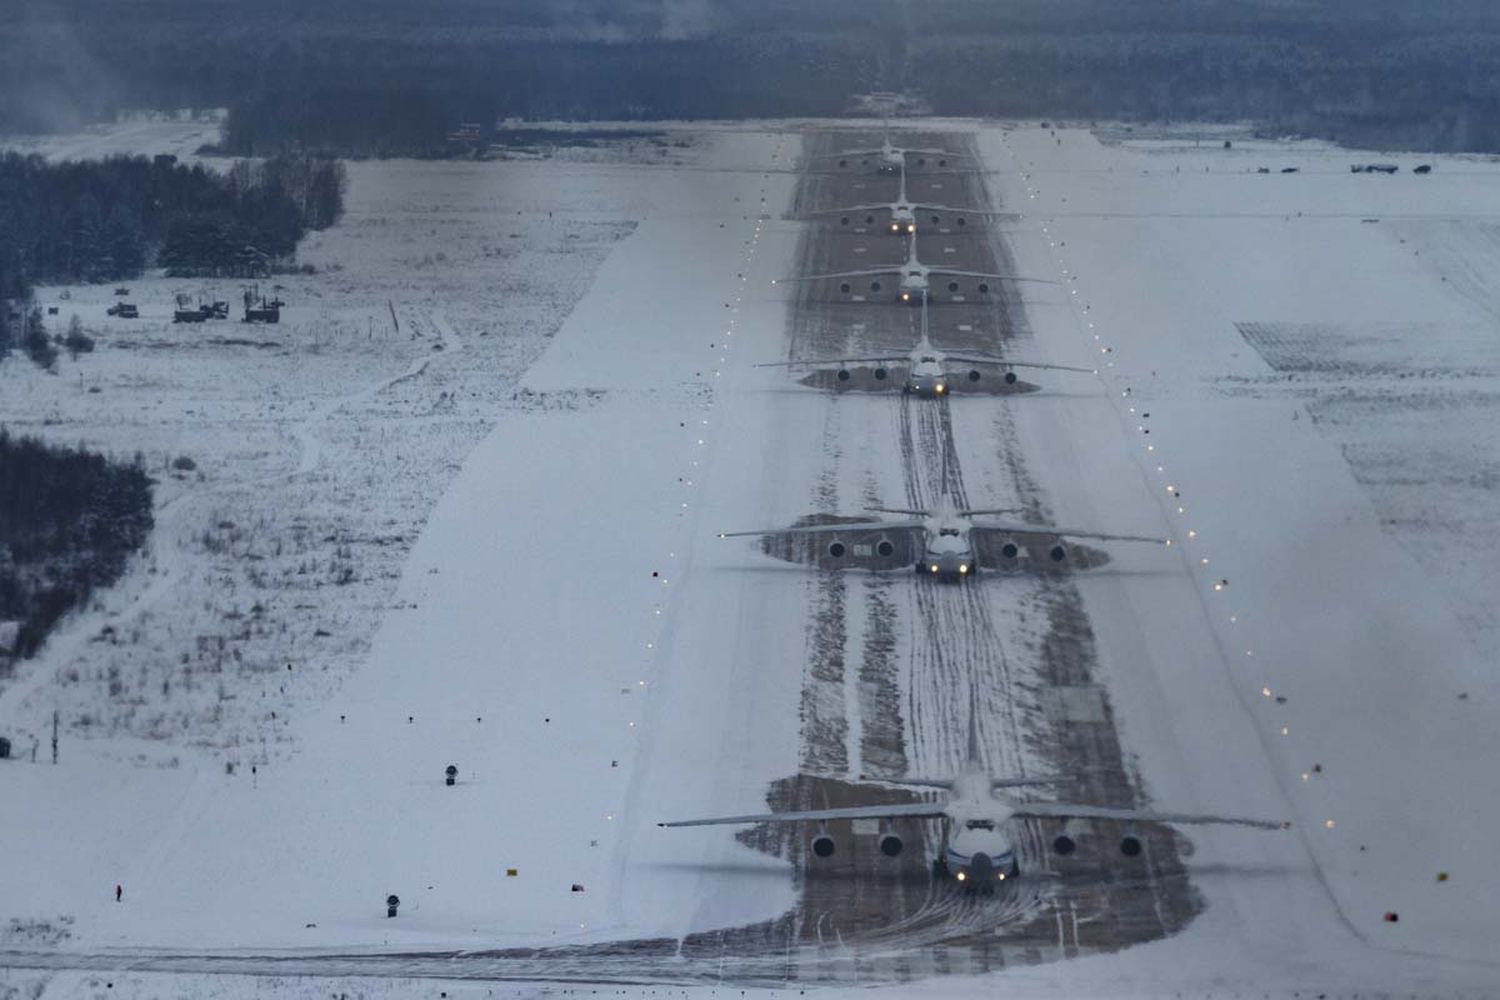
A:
[[115, 884, 122, 902]]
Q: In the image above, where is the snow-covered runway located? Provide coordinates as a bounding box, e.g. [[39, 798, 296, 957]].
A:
[[5, 120, 1500, 999]]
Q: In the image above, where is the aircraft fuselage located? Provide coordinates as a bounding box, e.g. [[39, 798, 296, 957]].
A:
[[920, 526, 975, 580]]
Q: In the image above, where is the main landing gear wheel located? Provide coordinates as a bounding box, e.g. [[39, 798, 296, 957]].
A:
[[931, 857, 950, 879]]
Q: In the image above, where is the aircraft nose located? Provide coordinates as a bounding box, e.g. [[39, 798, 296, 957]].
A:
[[969, 853, 994, 879]]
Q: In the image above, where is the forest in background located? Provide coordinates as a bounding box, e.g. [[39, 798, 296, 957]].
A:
[[5, 0, 1500, 153], [0, 431, 154, 663], [0, 153, 345, 356]]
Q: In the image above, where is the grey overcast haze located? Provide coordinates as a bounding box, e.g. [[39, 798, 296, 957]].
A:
[[2, 2, 1500, 999]]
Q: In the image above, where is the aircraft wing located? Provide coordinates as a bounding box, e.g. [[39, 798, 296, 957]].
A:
[[905, 147, 966, 157], [660, 800, 947, 828], [755, 356, 902, 369], [772, 267, 899, 284], [1009, 801, 1288, 831], [806, 204, 890, 216], [809, 147, 885, 160], [944, 354, 1095, 374], [721, 519, 924, 539], [914, 202, 1003, 216], [928, 268, 1056, 284], [967, 519, 1167, 545]]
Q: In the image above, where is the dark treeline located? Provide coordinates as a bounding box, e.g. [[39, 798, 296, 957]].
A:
[[0, 153, 346, 309], [7, 0, 1500, 153], [0, 430, 153, 660]]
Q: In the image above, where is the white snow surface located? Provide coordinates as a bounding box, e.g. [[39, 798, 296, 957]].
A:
[[2, 119, 1500, 997]]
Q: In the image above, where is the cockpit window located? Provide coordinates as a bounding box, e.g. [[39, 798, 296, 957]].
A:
[[939, 527, 960, 536], [965, 819, 995, 830]]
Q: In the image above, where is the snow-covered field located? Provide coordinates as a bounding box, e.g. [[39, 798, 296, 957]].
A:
[[4, 118, 1500, 998]]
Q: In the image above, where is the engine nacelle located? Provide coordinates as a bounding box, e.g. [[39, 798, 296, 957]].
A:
[[828, 541, 847, 559], [839, 282, 852, 294], [873, 367, 888, 380], [968, 368, 982, 382], [836, 368, 852, 381], [878, 833, 904, 857], [811, 834, 837, 858], [1053, 833, 1077, 856], [977, 282, 990, 294], [1004, 370, 1018, 385], [1049, 543, 1068, 563], [875, 537, 895, 557], [1120, 835, 1143, 857], [999, 539, 1020, 560]]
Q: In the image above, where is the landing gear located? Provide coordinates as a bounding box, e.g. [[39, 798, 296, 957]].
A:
[[931, 857, 950, 879]]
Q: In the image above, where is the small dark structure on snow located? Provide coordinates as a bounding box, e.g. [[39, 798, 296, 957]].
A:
[[242, 285, 282, 324], [386, 894, 400, 917]]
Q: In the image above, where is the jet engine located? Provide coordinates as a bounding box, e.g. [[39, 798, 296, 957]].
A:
[[1003, 370, 1018, 385], [1052, 833, 1077, 856], [878, 831, 904, 857], [873, 367, 888, 380], [836, 368, 851, 381], [999, 539, 1021, 560], [968, 369, 983, 382], [811, 833, 837, 858], [1119, 835, 1143, 857], [875, 537, 895, 557], [1049, 543, 1068, 563], [977, 282, 991, 294], [828, 541, 847, 558]]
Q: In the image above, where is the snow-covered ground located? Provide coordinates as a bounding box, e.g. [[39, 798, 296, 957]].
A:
[[4, 118, 1500, 998], [977, 123, 1500, 991]]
